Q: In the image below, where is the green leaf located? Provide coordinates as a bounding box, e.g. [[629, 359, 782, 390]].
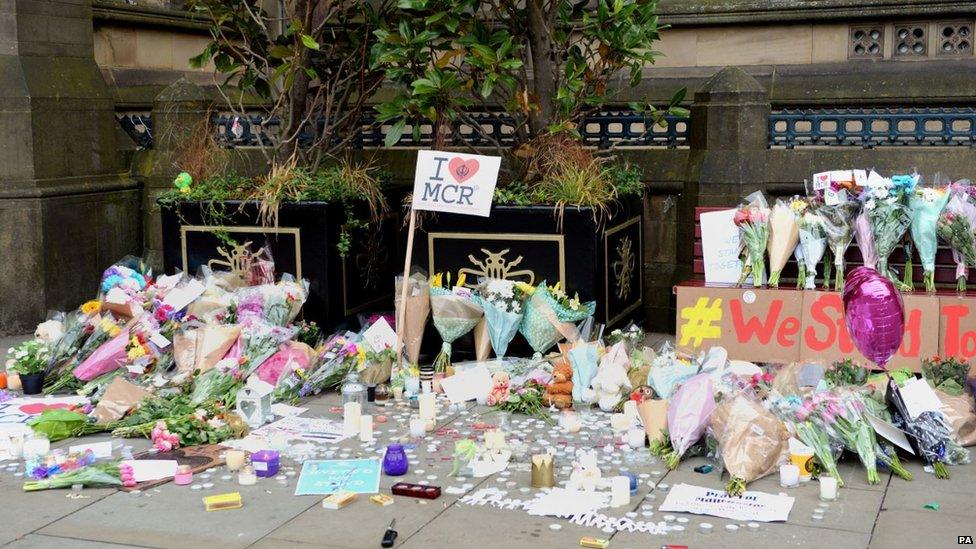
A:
[[269, 45, 293, 59], [300, 34, 320, 50], [385, 119, 406, 147], [481, 78, 494, 98]]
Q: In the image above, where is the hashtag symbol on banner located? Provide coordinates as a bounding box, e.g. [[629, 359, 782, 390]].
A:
[[679, 297, 723, 347]]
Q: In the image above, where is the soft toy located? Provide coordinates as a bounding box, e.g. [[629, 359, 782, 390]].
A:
[[566, 449, 606, 491], [544, 353, 574, 409], [588, 360, 632, 412], [486, 372, 511, 406]]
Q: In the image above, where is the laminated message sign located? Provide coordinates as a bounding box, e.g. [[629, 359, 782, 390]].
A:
[[412, 150, 501, 217]]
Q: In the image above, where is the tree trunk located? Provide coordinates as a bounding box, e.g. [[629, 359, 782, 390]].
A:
[[525, 0, 555, 138], [279, 0, 313, 163]]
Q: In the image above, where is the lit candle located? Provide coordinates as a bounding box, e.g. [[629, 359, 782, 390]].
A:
[[610, 413, 630, 433], [238, 465, 257, 486], [779, 464, 799, 488], [409, 415, 426, 438], [622, 400, 638, 422], [418, 393, 435, 422], [626, 428, 645, 449], [359, 414, 374, 442], [610, 475, 630, 507], [819, 476, 838, 501], [225, 450, 246, 472], [344, 402, 362, 435]]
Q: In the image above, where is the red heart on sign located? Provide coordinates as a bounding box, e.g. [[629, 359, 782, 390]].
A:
[[19, 403, 72, 415], [448, 157, 479, 183]]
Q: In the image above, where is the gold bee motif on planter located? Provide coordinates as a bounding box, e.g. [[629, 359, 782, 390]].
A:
[[209, 240, 266, 280], [459, 248, 535, 286], [612, 236, 635, 300]]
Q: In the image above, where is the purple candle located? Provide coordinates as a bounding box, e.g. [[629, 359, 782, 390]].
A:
[[383, 444, 409, 476]]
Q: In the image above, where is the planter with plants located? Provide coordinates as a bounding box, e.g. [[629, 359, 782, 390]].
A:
[[371, 0, 684, 327], [6, 340, 51, 395], [160, 163, 402, 330]]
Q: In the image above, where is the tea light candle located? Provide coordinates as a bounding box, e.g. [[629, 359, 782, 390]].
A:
[[819, 476, 838, 501], [626, 428, 646, 449], [225, 450, 246, 472], [392, 387, 404, 401], [7, 374, 20, 392], [359, 414, 374, 442], [8, 435, 24, 459], [405, 377, 420, 395], [484, 429, 505, 450], [344, 402, 362, 435], [610, 413, 630, 433], [622, 400, 638, 421], [779, 464, 800, 487], [409, 415, 426, 438], [610, 475, 630, 507], [418, 393, 435, 422], [238, 465, 257, 486], [174, 465, 193, 485]]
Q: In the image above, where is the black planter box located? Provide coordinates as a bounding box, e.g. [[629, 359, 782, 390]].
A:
[[410, 195, 644, 329], [161, 200, 401, 330]]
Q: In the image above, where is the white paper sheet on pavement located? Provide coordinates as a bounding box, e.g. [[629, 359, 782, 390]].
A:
[[659, 483, 794, 522]]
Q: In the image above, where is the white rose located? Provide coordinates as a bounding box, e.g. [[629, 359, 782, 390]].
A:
[[34, 320, 64, 344]]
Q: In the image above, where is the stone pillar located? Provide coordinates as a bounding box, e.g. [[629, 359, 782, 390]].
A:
[[0, 0, 141, 334], [132, 78, 211, 268], [676, 66, 770, 273]]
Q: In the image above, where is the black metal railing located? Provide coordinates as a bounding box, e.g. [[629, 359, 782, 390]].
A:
[[117, 109, 689, 150], [769, 107, 976, 149]]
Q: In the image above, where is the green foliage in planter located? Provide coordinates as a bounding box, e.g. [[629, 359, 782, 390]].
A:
[[493, 163, 643, 207], [6, 340, 51, 375]]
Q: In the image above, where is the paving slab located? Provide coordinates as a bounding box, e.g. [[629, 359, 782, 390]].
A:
[[0, 471, 116, 546], [4, 533, 149, 549], [870, 508, 974, 549]]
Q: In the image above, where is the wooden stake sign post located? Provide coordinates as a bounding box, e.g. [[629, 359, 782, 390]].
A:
[[395, 150, 502, 370]]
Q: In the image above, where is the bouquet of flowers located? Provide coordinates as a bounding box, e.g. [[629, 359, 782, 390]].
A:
[[429, 272, 484, 378], [864, 172, 913, 287], [797, 204, 828, 289], [519, 282, 595, 355], [767, 391, 844, 485], [921, 355, 969, 397], [238, 322, 296, 377], [859, 396, 913, 481], [766, 198, 801, 287], [23, 461, 122, 492], [733, 191, 770, 287], [652, 373, 716, 469], [394, 273, 430, 366], [606, 324, 643, 353], [100, 256, 149, 295], [937, 185, 976, 294], [235, 278, 307, 327], [709, 393, 789, 495], [825, 389, 881, 484], [887, 378, 970, 478], [853, 210, 878, 273], [646, 342, 698, 399], [820, 200, 860, 291], [909, 184, 950, 292], [474, 279, 529, 358]]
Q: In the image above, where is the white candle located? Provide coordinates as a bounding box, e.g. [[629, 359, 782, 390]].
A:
[[610, 413, 630, 433], [622, 400, 638, 421], [225, 450, 246, 472], [819, 476, 838, 501], [779, 464, 799, 487], [405, 377, 420, 395], [359, 414, 374, 442], [344, 402, 362, 435], [23, 436, 50, 459], [418, 393, 436, 422], [409, 415, 426, 438], [8, 435, 24, 459], [610, 475, 630, 507], [626, 428, 645, 449], [238, 466, 257, 486]]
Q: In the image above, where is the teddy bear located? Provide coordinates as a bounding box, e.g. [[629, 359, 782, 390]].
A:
[[588, 359, 632, 412], [566, 449, 606, 492], [486, 371, 511, 406], [544, 354, 574, 409]]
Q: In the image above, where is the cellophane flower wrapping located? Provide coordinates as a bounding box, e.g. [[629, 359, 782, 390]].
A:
[[820, 200, 859, 290], [255, 341, 312, 386], [519, 283, 594, 355], [394, 273, 430, 365], [863, 173, 913, 285], [72, 328, 130, 381], [665, 373, 716, 467], [710, 394, 788, 495], [475, 279, 527, 358], [766, 198, 801, 287], [798, 207, 828, 289], [909, 182, 950, 292], [937, 184, 976, 293], [234, 277, 307, 327], [430, 284, 484, 373], [569, 341, 599, 403], [733, 191, 770, 287], [646, 341, 698, 399], [853, 211, 878, 271], [887, 378, 971, 478]]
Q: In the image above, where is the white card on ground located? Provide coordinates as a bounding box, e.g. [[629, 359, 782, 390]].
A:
[[362, 317, 397, 353], [525, 488, 609, 517], [271, 403, 307, 417], [659, 483, 793, 522], [866, 413, 915, 455], [121, 459, 178, 482], [439, 364, 492, 402], [162, 279, 205, 312], [900, 377, 943, 419], [69, 441, 114, 459]]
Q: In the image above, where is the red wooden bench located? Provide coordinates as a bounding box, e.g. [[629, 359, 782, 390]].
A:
[[690, 206, 962, 287]]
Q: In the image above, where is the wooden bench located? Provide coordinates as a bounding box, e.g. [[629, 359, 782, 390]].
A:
[[690, 206, 962, 288]]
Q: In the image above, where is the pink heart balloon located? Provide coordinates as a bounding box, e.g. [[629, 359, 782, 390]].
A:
[[842, 266, 905, 369]]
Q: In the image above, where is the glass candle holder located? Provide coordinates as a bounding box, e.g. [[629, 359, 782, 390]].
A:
[[383, 444, 409, 476]]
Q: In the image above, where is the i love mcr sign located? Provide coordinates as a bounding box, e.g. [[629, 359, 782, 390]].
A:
[[412, 150, 501, 217]]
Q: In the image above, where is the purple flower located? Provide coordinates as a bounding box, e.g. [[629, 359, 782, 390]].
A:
[[0, 390, 12, 403]]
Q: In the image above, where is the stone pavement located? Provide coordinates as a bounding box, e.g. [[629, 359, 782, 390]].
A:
[[0, 387, 973, 549]]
